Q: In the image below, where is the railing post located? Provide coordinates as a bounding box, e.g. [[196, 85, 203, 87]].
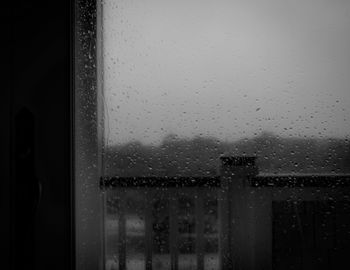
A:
[[220, 156, 258, 270], [252, 187, 272, 270], [218, 167, 232, 270], [118, 192, 126, 270], [195, 189, 205, 270], [145, 190, 154, 270], [169, 189, 179, 270]]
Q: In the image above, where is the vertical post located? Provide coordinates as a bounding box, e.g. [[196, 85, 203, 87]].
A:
[[196, 189, 205, 270], [145, 191, 154, 270], [252, 188, 272, 270], [118, 193, 126, 270], [169, 189, 178, 270], [218, 168, 232, 270], [220, 156, 258, 270]]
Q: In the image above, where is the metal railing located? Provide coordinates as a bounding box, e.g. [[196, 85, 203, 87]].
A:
[[102, 156, 350, 270], [103, 177, 221, 270]]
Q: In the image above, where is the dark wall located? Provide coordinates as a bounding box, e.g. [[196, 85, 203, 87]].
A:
[[4, 1, 72, 269]]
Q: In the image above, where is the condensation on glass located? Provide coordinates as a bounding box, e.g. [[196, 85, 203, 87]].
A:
[[77, 0, 350, 269]]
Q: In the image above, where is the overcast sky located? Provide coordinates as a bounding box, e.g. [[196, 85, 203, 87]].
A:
[[102, 0, 350, 145]]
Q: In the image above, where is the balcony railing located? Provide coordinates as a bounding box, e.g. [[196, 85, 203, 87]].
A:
[[103, 156, 350, 270]]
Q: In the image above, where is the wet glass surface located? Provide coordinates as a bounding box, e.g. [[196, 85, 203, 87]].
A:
[[100, 1, 350, 269]]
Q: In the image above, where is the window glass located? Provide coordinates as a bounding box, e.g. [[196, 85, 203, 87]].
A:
[[101, 1, 350, 269]]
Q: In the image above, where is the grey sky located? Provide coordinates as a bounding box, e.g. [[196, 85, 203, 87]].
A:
[[102, 0, 350, 145]]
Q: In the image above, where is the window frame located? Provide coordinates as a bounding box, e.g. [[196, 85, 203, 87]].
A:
[[74, 0, 105, 269]]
